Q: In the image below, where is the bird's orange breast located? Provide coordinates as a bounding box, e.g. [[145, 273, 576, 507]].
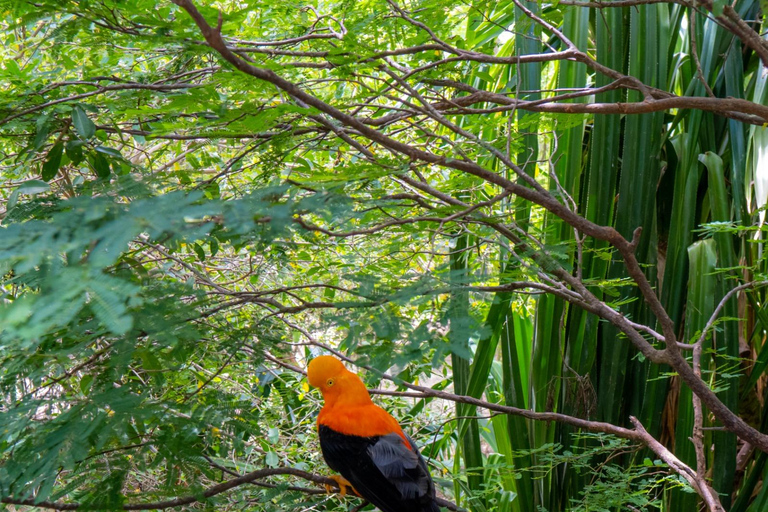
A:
[[318, 403, 408, 442]]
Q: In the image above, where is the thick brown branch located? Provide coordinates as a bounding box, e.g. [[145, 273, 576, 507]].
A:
[[1, 468, 327, 510], [424, 88, 767, 126], [0, 467, 461, 511]]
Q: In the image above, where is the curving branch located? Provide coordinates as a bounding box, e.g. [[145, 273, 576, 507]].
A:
[[0, 468, 461, 511], [293, 191, 510, 237], [630, 418, 723, 512], [693, 281, 768, 347], [0, 83, 195, 126]]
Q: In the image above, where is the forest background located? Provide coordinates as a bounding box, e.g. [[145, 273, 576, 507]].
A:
[[2, 0, 768, 511]]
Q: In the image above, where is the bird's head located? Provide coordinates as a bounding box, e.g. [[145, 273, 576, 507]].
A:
[[307, 355, 371, 406]]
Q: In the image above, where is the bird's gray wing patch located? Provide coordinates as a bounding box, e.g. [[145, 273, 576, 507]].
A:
[[368, 433, 426, 500]]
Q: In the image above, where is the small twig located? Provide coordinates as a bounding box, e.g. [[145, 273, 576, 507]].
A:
[[691, 330, 707, 489], [694, 281, 768, 347], [0, 83, 194, 126], [630, 417, 724, 512], [25, 343, 113, 398], [688, 9, 716, 98]]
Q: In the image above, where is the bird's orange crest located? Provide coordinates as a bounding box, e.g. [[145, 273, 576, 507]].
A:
[[307, 355, 372, 407], [307, 355, 347, 390]]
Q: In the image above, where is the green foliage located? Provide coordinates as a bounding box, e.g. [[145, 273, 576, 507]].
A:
[[1, 0, 767, 510], [533, 436, 690, 512]]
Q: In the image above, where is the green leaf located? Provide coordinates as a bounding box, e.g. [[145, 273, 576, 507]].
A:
[[34, 112, 53, 149], [41, 142, 64, 181], [89, 151, 111, 178], [7, 179, 50, 209], [80, 374, 94, 394], [193, 243, 206, 261], [95, 146, 122, 158], [72, 105, 96, 140], [65, 140, 85, 165], [87, 277, 135, 335]]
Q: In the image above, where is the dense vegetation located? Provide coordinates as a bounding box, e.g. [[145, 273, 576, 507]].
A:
[[2, 0, 768, 510]]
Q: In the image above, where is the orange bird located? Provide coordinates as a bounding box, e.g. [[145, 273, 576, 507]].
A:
[[307, 355, 440, 512]]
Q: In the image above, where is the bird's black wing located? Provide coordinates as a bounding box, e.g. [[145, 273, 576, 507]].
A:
[[319, 426, 439, 512], [369, 433, 435, 502]]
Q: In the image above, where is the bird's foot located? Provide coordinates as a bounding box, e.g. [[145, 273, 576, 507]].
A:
[[325, 475, 359, 497]]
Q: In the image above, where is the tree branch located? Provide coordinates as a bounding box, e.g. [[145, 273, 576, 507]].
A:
[[630, 417, 724, 512], [0, 83, 195, 126], [0, 467, 461, 511]]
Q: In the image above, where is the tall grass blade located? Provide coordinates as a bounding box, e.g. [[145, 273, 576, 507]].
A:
[[449, 234, 485, 510]]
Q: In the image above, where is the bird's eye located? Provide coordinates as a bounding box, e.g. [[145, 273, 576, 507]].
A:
[[326, 378, 335, 386]]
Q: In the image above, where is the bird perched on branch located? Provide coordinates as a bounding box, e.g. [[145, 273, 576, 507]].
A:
[[307, 355, 440, 512]]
